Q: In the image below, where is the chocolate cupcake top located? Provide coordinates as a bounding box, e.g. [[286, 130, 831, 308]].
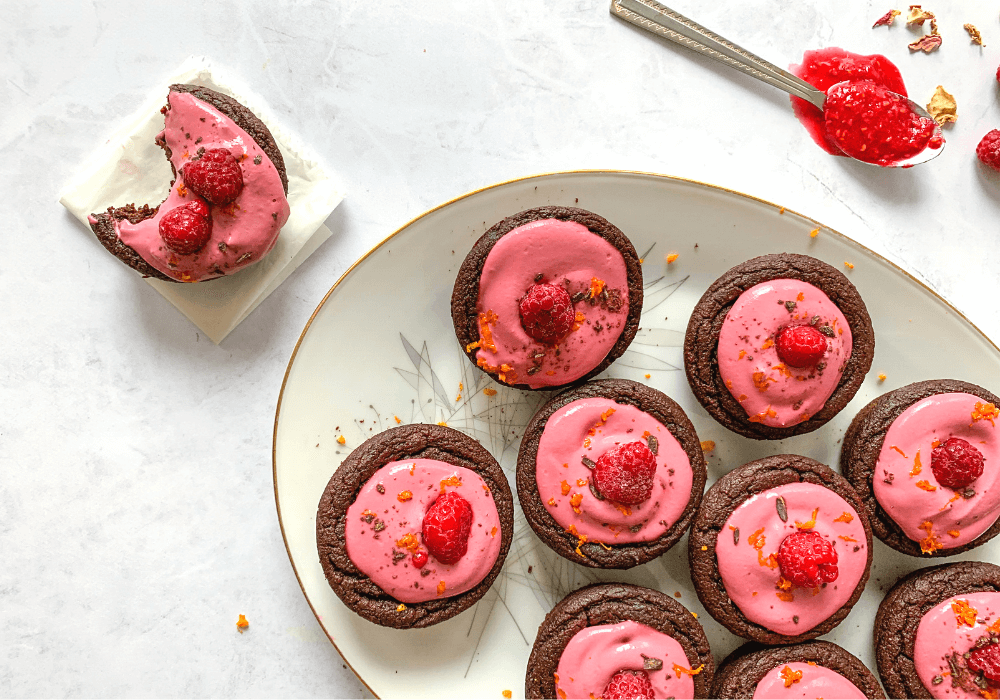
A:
[[451, 206, 643, 391], [525, 583, 715, 699], [842, 379, 1000, 558], [712, 641, 886, 699], [684, 253, 874, 439], [516, 379, 706, 568], [689, 455, 873, 644], [316, 424, 513, 629], [875, 561, 1000, 699]]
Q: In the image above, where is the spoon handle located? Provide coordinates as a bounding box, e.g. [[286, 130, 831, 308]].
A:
[[611, 0, 826, 109]]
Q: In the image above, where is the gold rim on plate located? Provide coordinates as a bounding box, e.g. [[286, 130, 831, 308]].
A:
[[271, 169, 999, 698]]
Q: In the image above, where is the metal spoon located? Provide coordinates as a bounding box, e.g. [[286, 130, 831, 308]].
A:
[[611, 0, 944, 167]]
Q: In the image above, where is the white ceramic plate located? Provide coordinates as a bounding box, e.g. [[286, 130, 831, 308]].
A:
[[273, 171, 1000, 699]]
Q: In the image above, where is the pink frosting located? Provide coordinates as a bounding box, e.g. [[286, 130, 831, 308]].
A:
[[716, 482, 868, 636], [343, 459, 502, 604], [110, 90, 290, 282], [872, 393, 1000, 550], [555, 621, 697, 700], [914, 592, 1000, 698], [474, 219, 630, 389], [535, 398, 693, 543], [717, 279, 853, 428], [752, 662, 866, 699]]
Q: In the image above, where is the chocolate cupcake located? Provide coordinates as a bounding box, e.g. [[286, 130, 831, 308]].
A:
[[451, 206, 642, 391], [516, 379, 706, 568], [689, 455, 873, 644], [842, 379, 1000, 558], [89, 84, 290, 283], [874, 561, 1000, 699], [712, 642, 885, 700], [315, 424, 513, 629], [525, 583, 714, 699], [712, 641, 886, 699], [684, 253, 874, 439]]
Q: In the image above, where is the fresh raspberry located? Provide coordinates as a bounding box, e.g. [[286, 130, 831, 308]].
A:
[[592, 442, 657, 505], [931, 437, 985, 489], [518, 283, 575, 344], [411, 551, 428, 568], [977, 130, 1000, 172], [158, 200, 212, 255], [421, 491, 473, 565], [996, 64, 1000, 85], [776, 324, 828, 368], [969, 642, 1000, 683], [602, 670, 655, 700], [181, 148, 244, 205], [776, 531, 839, 588]]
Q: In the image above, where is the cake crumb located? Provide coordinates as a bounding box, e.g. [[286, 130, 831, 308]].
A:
[[236, 614, 249, 632], [665, 253, 679, 264], [336, 435, 346, 445], [674, 591, 682, 598]]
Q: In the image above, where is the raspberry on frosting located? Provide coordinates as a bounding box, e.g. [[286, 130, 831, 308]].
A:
[[776, 530, 839, 588], [591, 441, 657, 505], [932, 437, 986, 490], [776, 324, 828, 368], [602, 669, 655, 700], [518, 282, 576, 344], [181, 148, 245, 205], [158, 199, 212, 255], [968, 642, 1000, 684], [422, 491, 474, 565]]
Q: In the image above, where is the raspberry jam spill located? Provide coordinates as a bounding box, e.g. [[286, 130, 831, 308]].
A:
[[791, 47, 940, 166]]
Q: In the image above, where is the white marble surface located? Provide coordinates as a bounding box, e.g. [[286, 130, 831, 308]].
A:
[[3, 1, 999, 696]]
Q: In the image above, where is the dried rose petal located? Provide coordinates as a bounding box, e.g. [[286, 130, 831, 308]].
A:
[[910, 34, 943, 52], [873, 9, 901, 27], [965, 24, 985, 46], [907, 5, 935, 25], [927, 85, 957, 125]]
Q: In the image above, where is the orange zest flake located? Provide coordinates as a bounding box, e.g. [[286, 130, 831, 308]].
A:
[[760, 338, 774, 350], [557, 690, 567, 700], [833, 512, 854, 524], [971, 402, 999, 427], [502, 691, 512, 699], [738, 394, 748, 402], [989, 617, 1000, 634], [752, 371, 777, 392], [748, 528, 779, 569], [947, 529, 961, 538], [548, 497, 556, 506], [644, 373, 651, 379], [725, 379, 733, 389], [919, 520, 944, 555], [589, 277, 606, 298], [666, 252, 679, 264], [890, 445, 907, 458], [336, 435, 346, 445], [436, 580, 446, 596], [361, 509, 377, 520], [483, 484, 490, 496], [396, 603, 406, 612], [600, 407, 616, 423], [583, 437, 591, 449], [497, 363, 517, 385], [795, 508, 819, 530], [477, 310, 499, 352], [177, 183, 188, 197], [483, 387, 497, 396], [796, 292, 805, 302], [738, 349, 747, 360], [437, 421, 448, 426], [236, 614, 249, 631], [838, 535, 858, 543], [570, 493, 583, 513], [571, 311, 586, 332], [598, 541, 612, 551], [613, 503, 633, 517], [491, 526, 497, 538], [916, 480, 937, 492], [465, 341, 480, 352], [771, 363, 792, 378], [776, 589, 795, 602], [576, 478, 588, 487], [560, 480, 571, 496], [672, 663, 704, 679], [566, 523, 589, 557], [393, 415, 402, 424], [409, 463, 417, 476], [777, 576, 793, 591], [455, 382, 463, 402], [806, 661, 818, 666], [748, 407, 777, 423], [910, 451, 923, 477], [701, 440, 716, 453], [395, 533, 420, 552], [981, 690, 999, 700], [397, 490, 413, 502], [780, 666, 803, 688], [878, 373, 887, 382], [439, 475, 462, 494], [809, 228, 819, 238], [932, 438, 941, 448], [952, 599, 978, 627], [844, 262, 855, 270], [941, 492, 962, 511]]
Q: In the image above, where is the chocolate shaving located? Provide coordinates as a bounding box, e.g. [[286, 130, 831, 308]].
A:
[[373, 519, 386, 532], [194, 136, 203, 144], [629, 523, 643, 533], [527, 366, 540, 375], [236, 252, 253, 264], [582, 456, 596, 469], [253, 155, 262, 165], [784, 300, 797, 312], [818, 325, 835, 337], [932, 675, 944, 685], [641, 655, 663, 671], [376, 483, 385, 494], [733, 527, 740, 545], [589, 481, 604, 501], [776, 496, 788, 522], [361, 512, 374, 524], [217, 241, 227, 252], [646, 434, 659, 456], [810, 315, 820, 326], [792, 615, 799, 624], [420, 569, 431, 577], [964, 488, 977, 499], [534, 272, 543, 282], [571, 291, 587, 303], [391, 549, 406, 564]]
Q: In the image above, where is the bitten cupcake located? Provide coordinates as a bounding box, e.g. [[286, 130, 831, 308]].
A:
[[525, 583, 715, 699], [451, 206, 643, 390], [712, 640, 886, 699], [842, 379, 1000, 557], [315, 424, 513, 628], [516, 379, 707, 568], [689, 455, 873, 644], [875, 561, 1000, 699], [684, 253, 874, 439]]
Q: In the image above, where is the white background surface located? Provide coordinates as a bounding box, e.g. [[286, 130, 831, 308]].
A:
[[3, 1, 999, 696]]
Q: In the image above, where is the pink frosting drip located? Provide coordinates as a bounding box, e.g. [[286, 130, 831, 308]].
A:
[[555, 621, 697, 700], [752, 662, 866, 699], [535, 398, 693, 543], [474, 219, 629, 389], [113, 91, 290, 282], [873, 393, 1000, 550], [717, 279, 853, 428], [914, 592, 1000, 699], [344, 459, 502, 604], [716, 482, 868, 636]]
